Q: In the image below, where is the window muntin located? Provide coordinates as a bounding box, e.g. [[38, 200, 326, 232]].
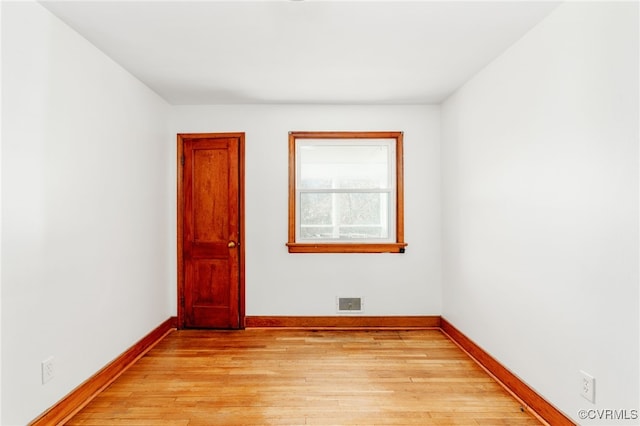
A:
[[287, 131, 406, 254]]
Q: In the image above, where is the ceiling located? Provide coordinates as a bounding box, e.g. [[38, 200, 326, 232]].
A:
[[41, 0, 560, 105]]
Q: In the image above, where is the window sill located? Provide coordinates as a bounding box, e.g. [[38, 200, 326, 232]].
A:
[[286, 242, 407, 254]]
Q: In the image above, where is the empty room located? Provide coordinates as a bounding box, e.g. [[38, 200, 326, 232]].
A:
[[1, 0, 638, 425]]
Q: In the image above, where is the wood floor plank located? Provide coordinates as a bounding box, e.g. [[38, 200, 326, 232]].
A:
[[65, 329, 541, 425]]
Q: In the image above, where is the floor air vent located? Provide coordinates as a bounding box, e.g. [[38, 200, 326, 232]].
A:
[[337, 297, 363, 313]]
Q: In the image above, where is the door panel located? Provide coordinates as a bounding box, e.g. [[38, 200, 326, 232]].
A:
[[179, 133, 244, 329], [193, 149, 228, 242]]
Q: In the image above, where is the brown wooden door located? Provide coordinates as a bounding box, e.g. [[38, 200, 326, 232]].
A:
[[178, 133, 244, 329]]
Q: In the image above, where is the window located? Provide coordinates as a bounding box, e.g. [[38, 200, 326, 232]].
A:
[[287, 131, 407, 253]]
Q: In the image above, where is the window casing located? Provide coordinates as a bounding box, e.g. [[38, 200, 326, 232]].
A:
[[287, 131, 407, 253]]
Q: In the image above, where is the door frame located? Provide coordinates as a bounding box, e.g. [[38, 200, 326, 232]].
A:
[[177, 132, 245, 329]]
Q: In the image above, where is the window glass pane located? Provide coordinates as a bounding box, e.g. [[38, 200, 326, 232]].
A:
[[338, 193, 386, 226], [299, 143, 390, 189], [300, 193, 332, 225], [299, 226, 334, 240], [299, 192, 389, 241]]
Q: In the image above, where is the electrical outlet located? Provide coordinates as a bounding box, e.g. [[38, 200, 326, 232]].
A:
[[42, 357, 55, 384], [580, 370, 595, 403]]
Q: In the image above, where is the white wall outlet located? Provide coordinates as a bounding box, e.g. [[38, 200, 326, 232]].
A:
[[42, 356, 55, 384], [580, 370, 595, 403]]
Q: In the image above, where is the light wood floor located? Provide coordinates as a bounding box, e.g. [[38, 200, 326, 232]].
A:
[[66, 329, 542, 425]]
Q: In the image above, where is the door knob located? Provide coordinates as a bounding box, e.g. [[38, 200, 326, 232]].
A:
[[228, 241, 237, 248]]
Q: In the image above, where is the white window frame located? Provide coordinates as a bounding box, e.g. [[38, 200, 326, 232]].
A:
[[295, 139, 396, 243]]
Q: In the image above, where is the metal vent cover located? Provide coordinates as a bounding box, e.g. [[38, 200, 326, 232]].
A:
[[337, 297, 363, 313]]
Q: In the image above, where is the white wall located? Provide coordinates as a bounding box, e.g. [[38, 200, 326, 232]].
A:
[[0, 1, 3, 421], [1, 3, 172, 425], [441, 2, 638, 424], [172, 105, 441, 317]]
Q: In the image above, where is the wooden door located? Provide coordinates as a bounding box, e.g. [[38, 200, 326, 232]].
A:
[[178, 133, 244, 329]]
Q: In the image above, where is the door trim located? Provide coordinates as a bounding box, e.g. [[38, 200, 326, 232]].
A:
[[177, 133, 245, 329]]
